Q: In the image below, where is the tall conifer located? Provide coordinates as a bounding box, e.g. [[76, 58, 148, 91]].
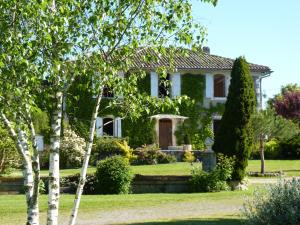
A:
[[213, 57, 256, 181]]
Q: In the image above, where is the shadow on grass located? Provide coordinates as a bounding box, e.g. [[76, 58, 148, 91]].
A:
[[126, 218, 245, 225]]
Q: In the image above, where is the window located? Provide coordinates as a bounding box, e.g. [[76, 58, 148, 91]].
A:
[[213, 119, 221, 134], [214, 75, 225, 97], [103, 118, 114, 136], [102, 86, 114, 98], [159, 74, 170, 98]]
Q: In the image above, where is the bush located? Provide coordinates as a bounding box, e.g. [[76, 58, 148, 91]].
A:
[[243, 178, 300, 225], [60, 129, 86, 168], [59, 174, 97, 194], [91, 137, 130, 164], [95, 156, 133, 194], [132, 145, 176, 165], [183, 151, 195, 163], [264, 139, 280, 159], [278, 134, 300, 159], [189, 154, 234, 192], [0, 124, 20, 175]]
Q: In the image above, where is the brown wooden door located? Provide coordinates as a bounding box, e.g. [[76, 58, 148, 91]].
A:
[[159, 119, 172, 149]]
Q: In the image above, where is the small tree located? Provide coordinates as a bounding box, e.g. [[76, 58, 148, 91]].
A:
[[251, 109, 299, 173], [213, 57, 256, 181]]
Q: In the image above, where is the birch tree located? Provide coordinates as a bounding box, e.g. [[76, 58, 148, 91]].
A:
[[0, 1, 42, 224], [68, 0, 218, 224]]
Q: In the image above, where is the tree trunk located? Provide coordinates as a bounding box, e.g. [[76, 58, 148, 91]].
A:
[[259, 135, 265, 174], [0, 113, 35, 224], [69, 91, 102, 225], [27, 110, 40, 225], [47, 91, 63, 225]]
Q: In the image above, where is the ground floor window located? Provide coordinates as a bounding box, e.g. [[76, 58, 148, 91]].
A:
[[96, 116, 122, 138], [103, 118, 114, 136]]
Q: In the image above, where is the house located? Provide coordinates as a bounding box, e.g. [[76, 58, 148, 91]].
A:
[[78, 47, 272, 149]]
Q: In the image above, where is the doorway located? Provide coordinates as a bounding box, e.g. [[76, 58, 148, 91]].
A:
[[159, 119, 172, 149]]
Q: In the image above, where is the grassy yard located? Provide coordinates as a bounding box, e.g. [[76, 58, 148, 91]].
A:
[[0, 188, 254, 225], [5, 160, 300, 178]]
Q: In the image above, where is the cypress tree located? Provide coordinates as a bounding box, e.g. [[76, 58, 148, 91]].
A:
[[212, 56, 256, 181]]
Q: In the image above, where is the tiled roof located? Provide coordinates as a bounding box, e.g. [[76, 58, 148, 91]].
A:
[[131, 48, 271, 73]]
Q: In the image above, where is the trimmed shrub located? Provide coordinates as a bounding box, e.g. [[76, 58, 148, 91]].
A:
[[213, 57, 256, 181], [60, 129, 86, 168], [0, 124, 20, 175], [189, 154, 234, 192], [95, 156, 133, 194], [91, 137, 130, 164], [132, 145, 176, 165], [243, 178, 300, 225]]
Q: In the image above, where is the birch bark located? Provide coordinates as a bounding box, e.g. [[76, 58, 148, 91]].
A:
[[27, 110, 40, 225], [47, 91, 63, 225], [0, 113, 35, 224], [69, 90, 102, 225]]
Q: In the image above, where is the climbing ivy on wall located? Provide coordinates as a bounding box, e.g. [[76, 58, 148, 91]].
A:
[[67, 73, 224, 149], [181, 74, 205, 102], [175, 74, 224, 149]]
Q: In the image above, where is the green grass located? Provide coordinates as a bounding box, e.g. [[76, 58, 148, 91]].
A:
[[5, 160, 300, 178], [0, 188, 253, 225]]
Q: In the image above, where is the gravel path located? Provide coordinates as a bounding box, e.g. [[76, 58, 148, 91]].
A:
[[74, 200, 243, 225]]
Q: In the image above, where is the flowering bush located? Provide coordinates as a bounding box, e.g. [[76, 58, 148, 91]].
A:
[[243, 178, 300, 225], [60, 129, 86, 168], [132, 145, 176, 165]]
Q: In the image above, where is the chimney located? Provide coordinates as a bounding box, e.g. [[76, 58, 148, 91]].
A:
[[202, 46, 210, 54]]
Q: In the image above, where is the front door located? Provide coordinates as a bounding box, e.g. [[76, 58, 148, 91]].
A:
[[159, 119, 172, 149]]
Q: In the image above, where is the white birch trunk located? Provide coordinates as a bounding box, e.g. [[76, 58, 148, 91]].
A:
[[27, 110, 40, 225], [0, 113, 35, 224], [68, 91, 103, 225], [47, 91, 63, 225]]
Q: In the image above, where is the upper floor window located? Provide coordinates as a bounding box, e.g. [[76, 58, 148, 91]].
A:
[[102, 86, 114, 98], [159, 74, 170, 98], [214, 74, 225, 98], [103, 117, 114, 136]]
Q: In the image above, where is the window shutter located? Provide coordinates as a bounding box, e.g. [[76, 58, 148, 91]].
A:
[[171, 73, 181, 98], [205, 74, 213, 98], [150, 71, 158, 97], [96, 117, 103, 137], [114, 117, 122, 137]]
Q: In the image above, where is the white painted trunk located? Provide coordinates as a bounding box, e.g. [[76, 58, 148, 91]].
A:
[[47, 91, 63, 225], [68, 92, 103, 225]]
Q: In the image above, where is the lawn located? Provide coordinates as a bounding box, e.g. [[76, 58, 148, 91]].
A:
[[5, 160, 300, 178], [0, 188, 253, 225]]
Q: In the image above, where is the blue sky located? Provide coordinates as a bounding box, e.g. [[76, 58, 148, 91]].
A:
[[192, 0, 300, 106]]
